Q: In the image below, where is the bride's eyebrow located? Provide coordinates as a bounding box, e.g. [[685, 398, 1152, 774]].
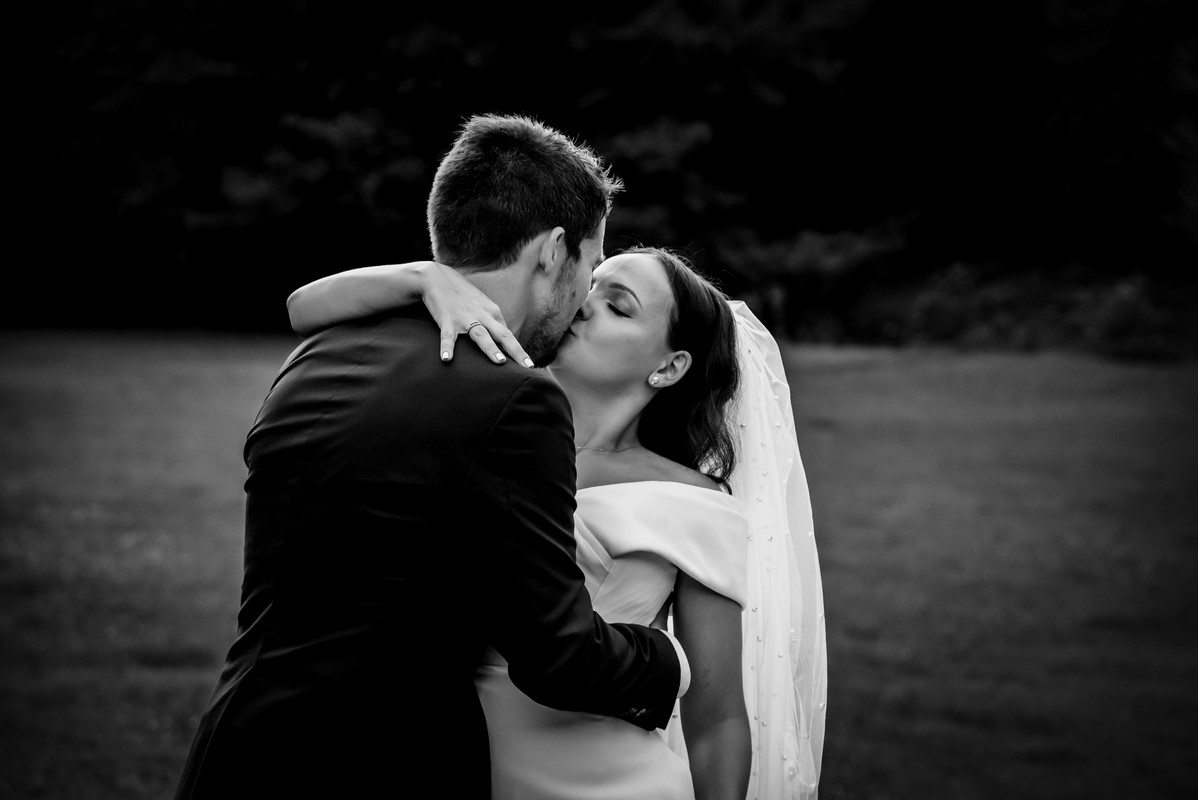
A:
[[606, 282, 643, 308]]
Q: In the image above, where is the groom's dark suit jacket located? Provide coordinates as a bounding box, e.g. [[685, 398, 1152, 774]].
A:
[[174, 308, 682, 800]]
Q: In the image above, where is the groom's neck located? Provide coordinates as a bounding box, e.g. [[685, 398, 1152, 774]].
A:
[[459, 267, 533, 341]]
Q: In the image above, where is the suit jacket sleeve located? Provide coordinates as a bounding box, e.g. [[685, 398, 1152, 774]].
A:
[[464, 373, 681, 730]]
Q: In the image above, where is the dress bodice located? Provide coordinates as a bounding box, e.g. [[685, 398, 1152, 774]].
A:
[[475, 480, 752, 800], [573, 481, 750, 626]]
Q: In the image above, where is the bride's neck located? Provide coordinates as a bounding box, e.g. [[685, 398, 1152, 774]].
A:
[[562, 385, 649, 451]]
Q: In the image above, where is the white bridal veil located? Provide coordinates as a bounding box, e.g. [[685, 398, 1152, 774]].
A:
[[727, 300, 827, 800]]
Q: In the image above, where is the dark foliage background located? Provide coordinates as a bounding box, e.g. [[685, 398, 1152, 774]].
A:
[[10, 0, 1198, 355]]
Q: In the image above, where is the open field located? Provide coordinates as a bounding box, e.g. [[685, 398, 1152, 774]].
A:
[[1, 331, 1196, 799]]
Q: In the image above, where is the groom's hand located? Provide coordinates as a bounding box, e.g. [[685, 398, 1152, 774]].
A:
[[650, 593, 673, 631]]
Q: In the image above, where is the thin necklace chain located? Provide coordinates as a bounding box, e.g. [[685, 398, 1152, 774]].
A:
[[576, 444, 642, 453]]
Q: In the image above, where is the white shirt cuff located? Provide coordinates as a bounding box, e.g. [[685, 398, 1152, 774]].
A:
[[664, 631, 690, 697]]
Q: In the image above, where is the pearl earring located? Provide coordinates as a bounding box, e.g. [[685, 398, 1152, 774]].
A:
[[650, 376, 660, 386]]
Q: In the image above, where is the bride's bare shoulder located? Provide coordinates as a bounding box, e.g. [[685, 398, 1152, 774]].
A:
[[645, 452, 725, 494]]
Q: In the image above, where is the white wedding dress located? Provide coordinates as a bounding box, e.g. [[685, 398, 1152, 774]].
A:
[[476, 301, 826, 800], [475, 480, 750, 800]]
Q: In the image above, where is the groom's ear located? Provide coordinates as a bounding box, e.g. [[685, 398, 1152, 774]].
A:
[[536, 227, 569, 275]]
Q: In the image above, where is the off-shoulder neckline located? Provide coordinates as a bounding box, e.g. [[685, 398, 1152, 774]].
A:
[[576, 479, 734, 498]]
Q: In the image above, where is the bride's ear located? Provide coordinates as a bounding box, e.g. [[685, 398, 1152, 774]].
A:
[[536, 227, 568, 276], [649, 351, 691, 389]]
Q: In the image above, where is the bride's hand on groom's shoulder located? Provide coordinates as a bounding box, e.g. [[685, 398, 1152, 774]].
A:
[[286, 260, 531, 367], [418, 261, 533, 368]]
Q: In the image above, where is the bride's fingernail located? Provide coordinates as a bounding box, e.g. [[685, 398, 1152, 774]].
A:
[[441, 352, 450, 361], [523, 357, 534, 367], [494, 353, 506, 362]]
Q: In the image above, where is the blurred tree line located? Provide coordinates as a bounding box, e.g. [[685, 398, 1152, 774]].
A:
[[14, 0, 1198, 357]]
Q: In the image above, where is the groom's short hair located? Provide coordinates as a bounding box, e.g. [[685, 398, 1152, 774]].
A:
[[427, 114, 623, 271]]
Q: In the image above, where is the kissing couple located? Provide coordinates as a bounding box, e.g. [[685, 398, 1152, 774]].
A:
[[175, 114, 826, 800]]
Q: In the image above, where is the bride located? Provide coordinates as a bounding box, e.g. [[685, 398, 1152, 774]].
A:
[[287, 246, 827, 799]]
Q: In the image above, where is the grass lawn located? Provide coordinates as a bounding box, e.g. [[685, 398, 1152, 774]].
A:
[[1, 331, 1196, 799]]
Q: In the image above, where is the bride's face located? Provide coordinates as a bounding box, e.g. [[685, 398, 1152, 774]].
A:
[[550, 253, 675, 389]]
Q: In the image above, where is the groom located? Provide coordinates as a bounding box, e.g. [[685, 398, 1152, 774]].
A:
[[174, 114, 688, 799]]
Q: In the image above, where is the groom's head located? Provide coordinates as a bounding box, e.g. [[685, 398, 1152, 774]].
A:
[[427, 114, 621, 269], [427, 114, 623, 364]]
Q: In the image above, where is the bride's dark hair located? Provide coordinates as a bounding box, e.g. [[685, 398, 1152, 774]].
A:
[[630, 246, 740, 489]]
